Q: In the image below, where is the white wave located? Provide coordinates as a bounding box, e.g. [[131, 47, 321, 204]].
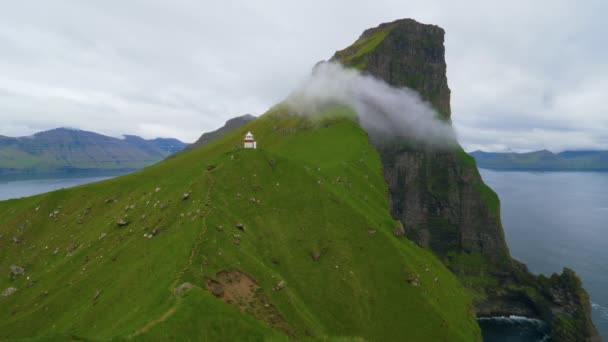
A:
[[592, 302, 608, 320], [478, 315, 547, 326]]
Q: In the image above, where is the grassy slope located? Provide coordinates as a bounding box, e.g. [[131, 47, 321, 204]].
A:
[[0, 105, 480, 341]]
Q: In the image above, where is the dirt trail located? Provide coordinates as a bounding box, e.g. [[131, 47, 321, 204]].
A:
[[129, 171, 215, 338]]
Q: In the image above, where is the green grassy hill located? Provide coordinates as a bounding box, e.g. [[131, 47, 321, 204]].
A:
[[0, 105, 481, 341]]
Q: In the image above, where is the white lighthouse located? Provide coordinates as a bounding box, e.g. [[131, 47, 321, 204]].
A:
[[244, 131, 257, 149]]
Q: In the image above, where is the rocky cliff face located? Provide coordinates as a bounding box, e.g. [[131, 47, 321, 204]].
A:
[[332, 18, 600, 341]]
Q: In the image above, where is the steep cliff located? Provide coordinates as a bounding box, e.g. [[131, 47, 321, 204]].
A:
[[332, 18, 600, 341]]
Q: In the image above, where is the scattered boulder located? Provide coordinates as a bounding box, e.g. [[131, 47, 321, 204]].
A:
[[10, 265, 25, 276], [207, 280, 224, 297], [175, 282, 193, 295], [392, 222, 405, 237], [206, 165, 216, 171], [235, 223, 245, 231], [405, 271, 420, 287], [367, 228, 377, 235], [93, 289, 102, 301], [216, 225, 224, 232], [182, 192, 191, 200], [271, 257, 280, 265], [83, 207, 92, 216], [1, 287, 17, 297], [66, 244, 77, 253], [268, 159, 277, 167], [105, 198, 116, 204], [151, 228, 160, 236], [273, 280, 286, 291], [310, 250, 321, 262], [12, 236, 21, 244], [155, 187, 161, 192], [116, 219, 129, 227]]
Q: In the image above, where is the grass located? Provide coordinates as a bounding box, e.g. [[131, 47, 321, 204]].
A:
[[0, 105, 481, 341], [332, 25, 394, 69]]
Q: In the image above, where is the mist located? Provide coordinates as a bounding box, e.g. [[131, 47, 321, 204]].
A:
[[286, 62, 457, 147]]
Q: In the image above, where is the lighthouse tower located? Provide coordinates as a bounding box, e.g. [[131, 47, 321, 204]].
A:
[[243, 131, 257, 149]]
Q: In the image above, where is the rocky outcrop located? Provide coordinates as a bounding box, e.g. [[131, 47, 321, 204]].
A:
[[332, 18, 600, 341]]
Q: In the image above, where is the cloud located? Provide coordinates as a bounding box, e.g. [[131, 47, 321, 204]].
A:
[[0, 1, 605, 151], [286, 62, 456, 147]]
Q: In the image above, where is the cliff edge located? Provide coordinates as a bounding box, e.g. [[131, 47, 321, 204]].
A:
[[332, 18, 600, 341]]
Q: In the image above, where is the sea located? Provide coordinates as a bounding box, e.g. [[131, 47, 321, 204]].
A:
[[0, 171, 129, 201], [0, 170, 606, 341], [479, 169, 608, 341]]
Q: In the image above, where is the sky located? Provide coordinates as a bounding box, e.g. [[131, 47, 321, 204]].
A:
[[0, 0, 606, 152]]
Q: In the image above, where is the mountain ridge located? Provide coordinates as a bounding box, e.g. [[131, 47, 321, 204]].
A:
[[185, 114, 256, 151], [0, 128, 187, 175], [471, 149, 608, 171]]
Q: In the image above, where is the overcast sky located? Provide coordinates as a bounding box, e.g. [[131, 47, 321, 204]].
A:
[[0, 1, 606, 152]]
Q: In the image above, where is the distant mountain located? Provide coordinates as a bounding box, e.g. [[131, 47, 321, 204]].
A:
[[470, 149, 608, 171], [185, 114, 256, 151], [0, 128, 187, 175]]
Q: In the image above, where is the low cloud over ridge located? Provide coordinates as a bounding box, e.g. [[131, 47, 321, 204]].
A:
[[286, 62, 457, 147]]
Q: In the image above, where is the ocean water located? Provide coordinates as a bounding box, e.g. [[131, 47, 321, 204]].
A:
[[480, 170, 608, 341], [0, 172, 128, 201]]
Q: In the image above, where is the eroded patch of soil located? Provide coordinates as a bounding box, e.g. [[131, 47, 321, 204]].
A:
[[206, 270, 293, 336]]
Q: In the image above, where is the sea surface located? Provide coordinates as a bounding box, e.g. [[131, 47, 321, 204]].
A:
[[479, 169, 608, 341], [0, 171, 129, 201]]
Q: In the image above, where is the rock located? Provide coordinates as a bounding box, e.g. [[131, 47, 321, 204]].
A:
[[216, 225, 224, 232], [271, 257, 280, 265], [206, 165, 216, 171], [99, 233, 107, 239], [367, 228, 377, 234], [155, 187, 161, 192], [151, 228, 160, 236], [392, 222, 405, 237], [83, 207, 92, 216], [104, 198, 115, 204], [175, 282, 193, 295], [93, 289, 102, 301], [268, 159, 277, 167], [182, 192, 191, 200], [310, 250, 321, 262], [1, 287, 17, 297], [116, 219, 129, 227], [10, 265, 25, 276], [273, 280, 286, 291], [12, 236, 21, 244], [235, 223, 245, 231], [208, 280, 224, 297], [66, 244, 76, 253]]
